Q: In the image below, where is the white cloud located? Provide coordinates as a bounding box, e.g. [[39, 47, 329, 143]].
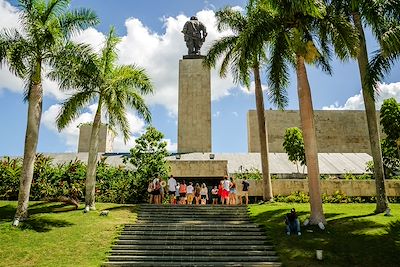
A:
[[322, 82, 400, 110], [213, 111, 221, 118], [239, 81, 268, 95], [164, 139, 177, 152], [0, 0, 23, 94], [232, 111, 238, 117], [70, 27, 105, 53], [116, 10, 237, 116], [0, 0, 19, 29]]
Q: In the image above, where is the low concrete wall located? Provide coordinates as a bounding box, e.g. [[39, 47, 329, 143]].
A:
[[235, 179, 400, 197], [169, 160, 228, 178]]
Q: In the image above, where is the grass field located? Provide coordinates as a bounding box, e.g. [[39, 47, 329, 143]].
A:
[[249, 203, 400, 267], [0, 201, 137, 267], [1, 201, 399, 267]]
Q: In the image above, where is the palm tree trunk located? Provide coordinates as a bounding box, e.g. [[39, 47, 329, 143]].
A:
[[85, 100, 102, 211], [353, 13, 388, 213], [253, 64, 273, 201], [13, 78, 43, 226], [296, 55, 326, 225]]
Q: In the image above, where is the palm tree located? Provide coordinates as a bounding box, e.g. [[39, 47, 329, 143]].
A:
[[204, 6, 274, 201], [0, 0, 98, 226], [50, 27, 153, 211], [332, 0, 400, 213], [248, 0, 359, 224]]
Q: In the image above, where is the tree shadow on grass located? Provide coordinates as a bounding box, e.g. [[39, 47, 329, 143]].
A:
[[19, 217, 74, 232], [0, 204, 16, 222], [0, 202, 79, 223], [251, 209, 400, 267]]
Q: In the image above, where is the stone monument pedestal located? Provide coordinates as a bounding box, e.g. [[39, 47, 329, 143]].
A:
[[177, 57, 211, 153]]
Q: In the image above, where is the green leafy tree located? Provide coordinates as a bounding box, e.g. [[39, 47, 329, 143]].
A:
[[380, 98, 400, 176], [51, 27, 153, 211], [283, 127, 306, 173], [204, 6, 274, 201], [0, 0, 98, 225], [332, 0, 400, 213], [124, 126, 170, 203], [248, 0, 359, 224]]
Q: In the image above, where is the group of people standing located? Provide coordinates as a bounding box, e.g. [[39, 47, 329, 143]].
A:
[[150, 175, 250, 205]]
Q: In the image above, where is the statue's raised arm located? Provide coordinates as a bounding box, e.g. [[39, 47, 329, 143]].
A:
[[182, 16, 207, 56]]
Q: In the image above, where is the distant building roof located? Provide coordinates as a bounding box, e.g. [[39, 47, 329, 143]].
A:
[[167, 152, 371, 174], [5, 152, 371, 175]]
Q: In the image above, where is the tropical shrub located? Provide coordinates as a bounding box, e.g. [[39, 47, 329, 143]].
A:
[[123, 126, 170, 203], [234, 167, 262, 180], [283, 127, 306, 173], [0, 152, 169, 204]]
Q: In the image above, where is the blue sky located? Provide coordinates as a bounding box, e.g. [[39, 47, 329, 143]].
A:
[[0, 0, 400, 156]]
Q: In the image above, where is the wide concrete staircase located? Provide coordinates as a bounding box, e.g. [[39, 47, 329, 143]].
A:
[[104, 205, 281, 266]]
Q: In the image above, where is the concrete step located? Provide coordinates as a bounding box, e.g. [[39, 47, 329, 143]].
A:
[[110, 250, 277, 256], [136, 218, 251, 222], [107, 255, 280, 262], [134, 220, 254, 225], [120, 230, 264, 236], [103, 261, 282, 267], [111, 244, 276, 251], [124, 224, 260, 230], [137, 214, 250, 218], [118, 235, 267, 241], [115, 239, 270, 246]]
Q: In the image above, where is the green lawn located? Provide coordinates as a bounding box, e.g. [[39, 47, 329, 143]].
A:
[[249, 203, 400, 267], [2, 202, 399, 267], [0, 201, 137, 267]]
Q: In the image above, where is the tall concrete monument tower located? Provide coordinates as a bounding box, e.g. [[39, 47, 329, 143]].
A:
[[178, 16, 211, 153]]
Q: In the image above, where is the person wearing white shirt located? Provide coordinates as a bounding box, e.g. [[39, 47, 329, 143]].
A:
[[186, 182, 194, 205], [168, 175, 177, 204]]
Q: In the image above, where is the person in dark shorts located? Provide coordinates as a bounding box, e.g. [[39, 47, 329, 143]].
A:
[[240, 179, 250, 205], [152, 180, 161, 204], [200, 183, 208, 205], [211, 185, 219, 205], [194, 183, 201, 205]]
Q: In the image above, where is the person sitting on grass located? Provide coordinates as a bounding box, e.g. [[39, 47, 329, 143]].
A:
[[285, 208, 301, 236]]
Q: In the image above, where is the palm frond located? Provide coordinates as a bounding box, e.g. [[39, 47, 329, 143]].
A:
[[0, 29, 30, 78], [125, 90, 151, 124], [267, 31, 289, 109], [379, 21, 400, 57], [215, 7, 247, 33], [321, 7, 359, 61], [110, 65, 153, 95], [59, 8, 99, 37], [48, 41, 99, 91], [56, 90, 96, 130], [101, 27, 120, 76], [106, 102, 130, 142], [204, 36, 238, 78], [367, 49, 399, 97], [42, 0, 69, 23]]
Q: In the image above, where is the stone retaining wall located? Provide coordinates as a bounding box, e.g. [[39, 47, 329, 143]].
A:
[[236, 179, 400, 197]]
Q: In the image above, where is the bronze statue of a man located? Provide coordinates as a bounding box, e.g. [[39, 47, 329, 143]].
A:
[[182, 16, 207, 55]]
